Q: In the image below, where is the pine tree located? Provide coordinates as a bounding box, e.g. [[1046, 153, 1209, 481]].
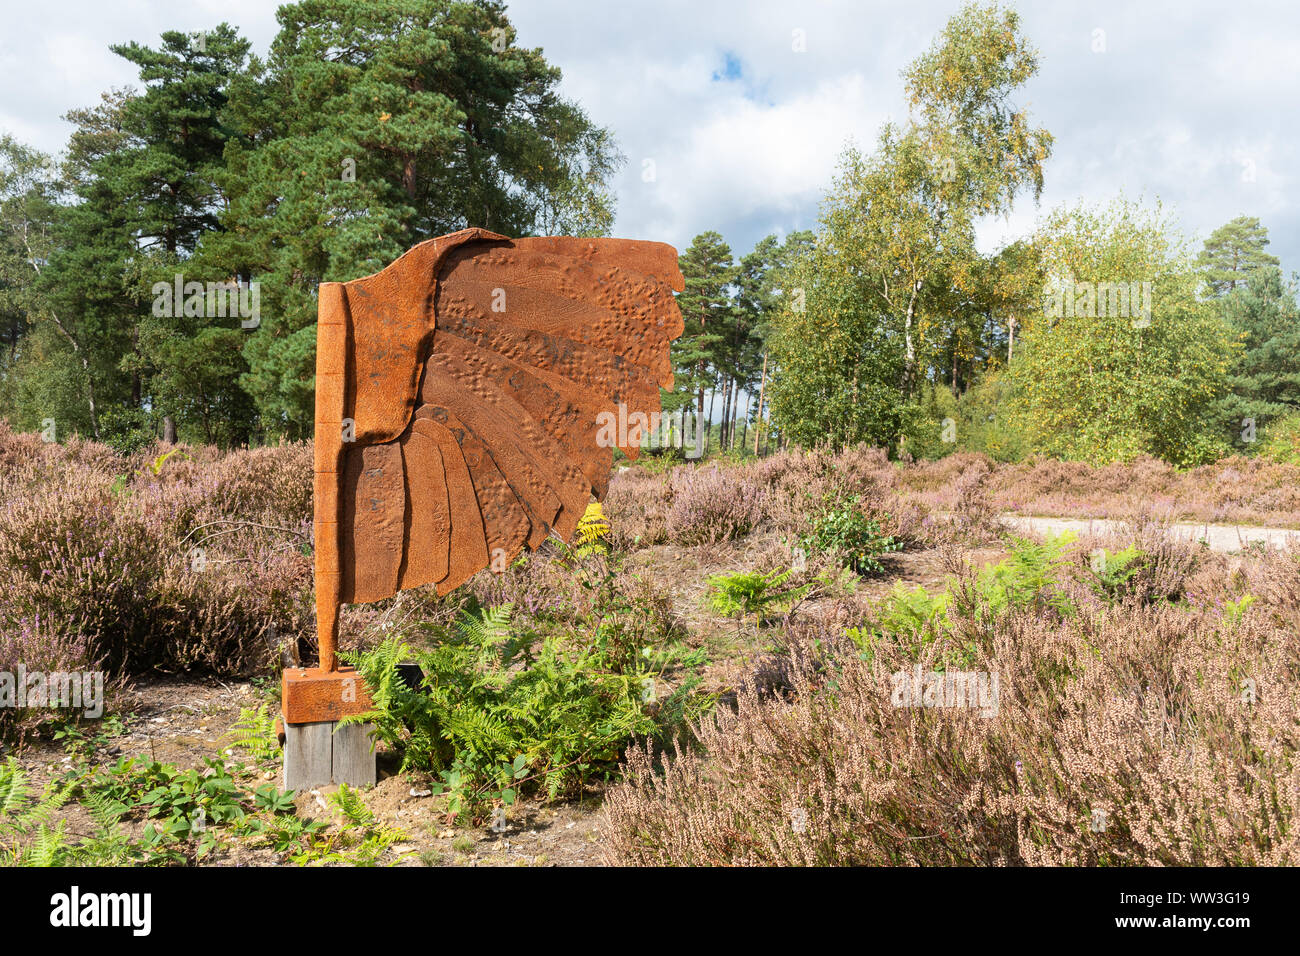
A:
[[210, 0, 624, 438], [117, 26, 255, 446], [671, 232, 735, 450], [31, 27, 252, 446], [1211, 266, 1300, 447], [1198, 216, 1280, 297], [734, 230, 813, 453]]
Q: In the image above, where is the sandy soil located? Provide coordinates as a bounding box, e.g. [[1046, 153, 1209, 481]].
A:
[[1002, 514, 1300, 552]]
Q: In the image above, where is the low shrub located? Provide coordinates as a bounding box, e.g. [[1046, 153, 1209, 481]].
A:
[[603, 581, 1300, 865], [0, 617, 101, 745], [666, 465, 765, 546], [707, 569, 811, 633], [0, 429, 315, 690], [342, 600, 711, 822], [799, 493, 902, 574], [603, 467, 671, 549]]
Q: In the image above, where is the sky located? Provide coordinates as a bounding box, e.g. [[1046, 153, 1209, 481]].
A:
[[2, 0, 1297, 269]]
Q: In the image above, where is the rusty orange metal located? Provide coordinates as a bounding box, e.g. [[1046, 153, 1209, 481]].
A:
[[289, 230, 683, 726], [281, 665, 374, 724]]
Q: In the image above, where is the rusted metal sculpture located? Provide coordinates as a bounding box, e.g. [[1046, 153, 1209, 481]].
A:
[[281, 229, 683, 751]]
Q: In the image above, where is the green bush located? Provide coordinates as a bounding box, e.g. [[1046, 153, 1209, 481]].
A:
[[955, 373, 1030, 462], [96, 406, 159, 456], [1086, 544, 1146, 599], [851, 533, 1077, 668], [1258, 411, 1300, 464], [707, 568, 811, 632], [969, 533, 1076, 620], [899, 377, 1030, 463], [899, 385, 960, 461], [800, 493, 901, 574]]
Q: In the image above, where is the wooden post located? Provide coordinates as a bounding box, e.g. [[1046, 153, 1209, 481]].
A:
[[314, 282, 347, 673], [283, 721, 331, 791], [284, 721, 376, 791], [280, 283, 375, 792]]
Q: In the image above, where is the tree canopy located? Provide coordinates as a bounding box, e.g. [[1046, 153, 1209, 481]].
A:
[[0, 0, 623, 446]]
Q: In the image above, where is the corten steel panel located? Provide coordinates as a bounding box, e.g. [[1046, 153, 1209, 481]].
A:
[[282, 666, 374, 724], [308, 230, 683, 687]]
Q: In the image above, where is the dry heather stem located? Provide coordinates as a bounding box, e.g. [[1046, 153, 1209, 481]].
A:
[[602, 587, 1300, 866]]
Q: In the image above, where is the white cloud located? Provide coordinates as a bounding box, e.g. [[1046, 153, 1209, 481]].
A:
[[626, 73, 889, 245], [2, 0, 1297, 268]]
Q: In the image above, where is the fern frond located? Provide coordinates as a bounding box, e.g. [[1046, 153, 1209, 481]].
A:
[[27, 820, 70, 867], [574, 502, 612, 555], [0, 758, 31, 818], [83, 787, 129, 829], [329, 784, 375, 828], [226, 705, 280, 761], [457, 604, 513, 644]]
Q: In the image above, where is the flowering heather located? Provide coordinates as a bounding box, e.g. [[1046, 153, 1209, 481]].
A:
[[903, 452, 1300, 528], [0, 422, 314, 679], [666, 464, 767, 546], [0, 615, 99, 744], [602, 548, 1300, 865], [604, 467, 671, 550]]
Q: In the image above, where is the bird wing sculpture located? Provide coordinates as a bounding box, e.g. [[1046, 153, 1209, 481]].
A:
[[312, 228, 684, 671]]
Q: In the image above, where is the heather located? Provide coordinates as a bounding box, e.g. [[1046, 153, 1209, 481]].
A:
[[601, 532, 1300, 866], [902, 452, 1300, 528], [0, 616, 99, 744], [666, 464, 767, 545], [4, 425, 1300, 867], [594, 449, 1300, 866], [0, 421, 314, 680]]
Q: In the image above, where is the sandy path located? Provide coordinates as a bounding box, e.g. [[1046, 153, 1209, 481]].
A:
[[1001, 514, 1300, 553]]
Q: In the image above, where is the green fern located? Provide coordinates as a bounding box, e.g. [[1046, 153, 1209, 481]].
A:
[[456, 603, 513, 645], [707, 568, 810, 632], [0, 758, 73, 866], [342, 597, 709, 819], [0, 757, 31, 818], [226, 705, 281, 762], [83, 786, 130, 829], [26, 821, 70, 866], [330, 783, 376, 828], [1087, 544, 1146, 599], [974, 532, 1076, 618], [284, 784, 408, 867], [76, 789, 134, 865]]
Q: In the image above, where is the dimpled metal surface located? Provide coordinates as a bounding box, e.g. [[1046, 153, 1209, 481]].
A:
[[311, 231, 683, 673]]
